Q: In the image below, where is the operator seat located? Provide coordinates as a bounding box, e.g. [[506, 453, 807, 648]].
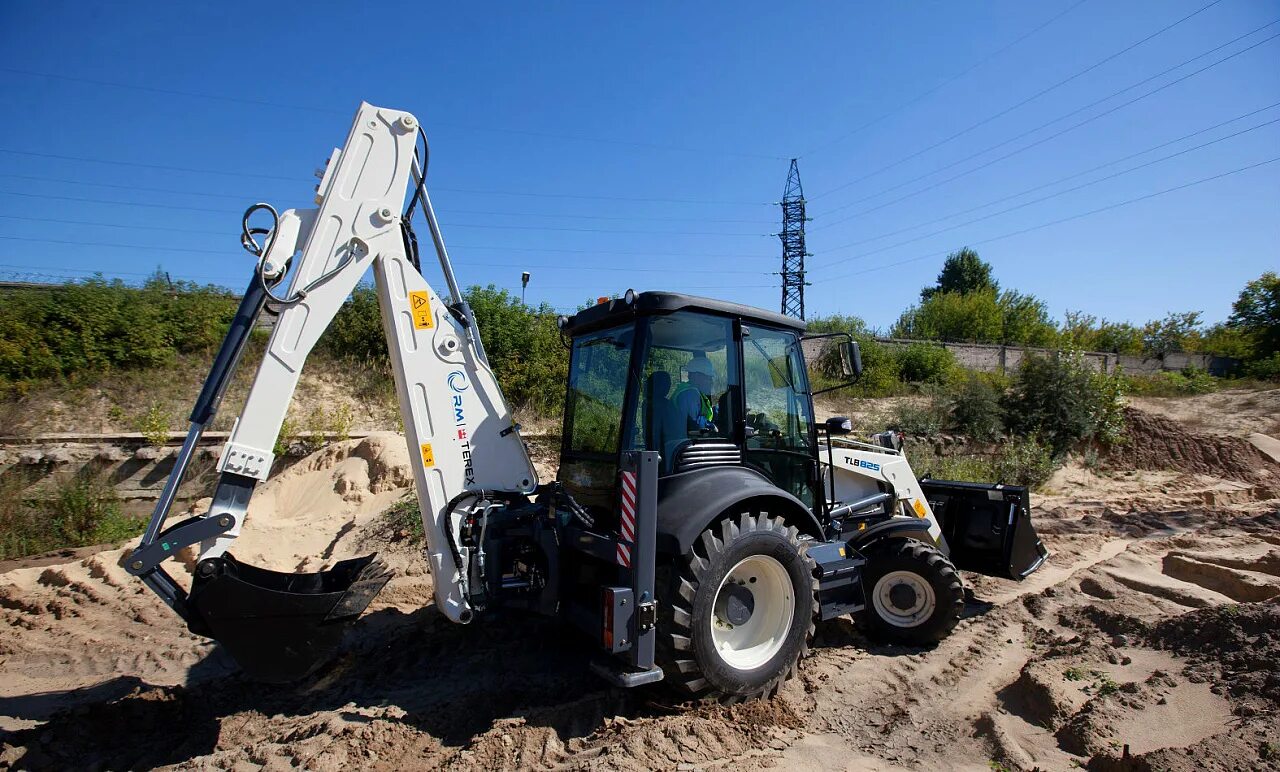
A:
[[644, 371, 683, 473]]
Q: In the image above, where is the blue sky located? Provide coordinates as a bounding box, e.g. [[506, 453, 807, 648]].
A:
[[1, 1, 1276, 330]]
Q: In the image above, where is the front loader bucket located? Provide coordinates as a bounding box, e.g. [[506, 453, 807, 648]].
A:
[[186, 553, 392, 683], [920, 479, 1049, 580]]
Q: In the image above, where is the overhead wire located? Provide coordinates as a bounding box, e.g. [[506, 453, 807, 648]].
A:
[[811, 21, 1280, 227], [0, 148, 773, 206], [0, 66, 784, 161], [819, 154, 1280, 283], [810, 111, 1280, 267], [810, 0, 1227, 201], [0, 173, 775, 224], [800, 0, 1090, 158], [810, 100, 1280, 251]]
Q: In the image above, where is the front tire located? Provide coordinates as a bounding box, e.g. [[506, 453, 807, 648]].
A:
[[658, 512, 817, 701], [857, 539, 963, 645]]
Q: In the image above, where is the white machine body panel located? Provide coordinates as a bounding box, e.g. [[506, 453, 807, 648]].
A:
[[819, 438, 944, 544]]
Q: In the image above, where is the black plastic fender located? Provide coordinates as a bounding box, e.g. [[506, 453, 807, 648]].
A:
[[654, 466, 825, 556], [845, 518, 937, 552]]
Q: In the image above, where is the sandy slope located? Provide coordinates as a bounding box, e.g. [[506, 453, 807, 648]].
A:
[[1, 411, 1279, 770]]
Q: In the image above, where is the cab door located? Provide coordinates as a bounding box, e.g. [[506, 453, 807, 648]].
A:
[[739, 324, 820, 510]]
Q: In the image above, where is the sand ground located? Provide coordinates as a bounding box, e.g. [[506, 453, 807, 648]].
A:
[[1, 394, 1279, 771]]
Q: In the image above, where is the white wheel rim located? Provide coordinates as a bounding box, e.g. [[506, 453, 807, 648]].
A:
[[709, 554, 794, 670], [871, 570, 936, 628]]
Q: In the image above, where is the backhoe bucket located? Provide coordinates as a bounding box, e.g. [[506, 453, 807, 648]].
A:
[[186, 552, 392, 682]]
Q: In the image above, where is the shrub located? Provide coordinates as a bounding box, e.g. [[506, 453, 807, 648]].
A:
[[1125, 367, 1217, 396], [945, 375, 1004, 440], [993, 438, 1057, 488], [1003, 352, 1125, 456], [1244, 352, 1280, 381], [1, 468, 144, 559], [136, 402, 172, 448], [385, 493, 424, 541], [890, 399, 947, 436], [0, 276, 238, 394], [895, 343, 955, 385]]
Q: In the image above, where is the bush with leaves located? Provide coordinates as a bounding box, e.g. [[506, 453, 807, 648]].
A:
[[944, 374, 1004, 440], [0, 276, 238, 392], [895, 343, 955, 385], [805, 314, 904, 397], [1, 468, 143, 559], [890, 399, 947, 436], [993, 438, 1057, 488], [1002, 351, 1125, 456]]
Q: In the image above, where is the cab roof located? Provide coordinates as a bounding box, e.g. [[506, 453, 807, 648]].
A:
[[561, 291, 806, 337]]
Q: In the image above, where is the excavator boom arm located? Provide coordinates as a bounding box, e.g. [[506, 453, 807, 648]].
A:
[[126, 103, 537, 678]]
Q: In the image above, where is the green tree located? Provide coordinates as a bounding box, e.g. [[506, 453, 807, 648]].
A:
[[893, 289, 1004, 343], [1142, 311, 1202, 355], [998, 290, 1057, 347], [1227, 271, 1280, 357], [921, 248, 998, 300]]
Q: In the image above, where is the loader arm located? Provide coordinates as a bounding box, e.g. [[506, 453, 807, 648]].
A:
[[126, 103, 536, 679]]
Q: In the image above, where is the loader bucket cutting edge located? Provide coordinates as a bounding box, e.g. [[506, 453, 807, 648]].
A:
[[186, 552, 392, 683]]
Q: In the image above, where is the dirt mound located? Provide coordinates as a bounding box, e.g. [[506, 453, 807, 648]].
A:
[[1105, 407, 1276, 483], [1145, 598, 1280, 705], [0, 434, 417, 731]]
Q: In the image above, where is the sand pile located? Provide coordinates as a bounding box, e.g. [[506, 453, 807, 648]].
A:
[[0, 433, 417, 729], [1105, 407, 1277, 483]]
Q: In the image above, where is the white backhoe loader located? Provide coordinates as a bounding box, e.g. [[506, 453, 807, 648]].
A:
[[127, 103, 1047, 700]]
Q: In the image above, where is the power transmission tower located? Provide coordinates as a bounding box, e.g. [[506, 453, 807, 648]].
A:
[[778, 159, 810, 319]]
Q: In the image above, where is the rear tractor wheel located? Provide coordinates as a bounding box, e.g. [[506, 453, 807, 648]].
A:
[[857, 538, 964, 645], [657, 512, 817, 701]]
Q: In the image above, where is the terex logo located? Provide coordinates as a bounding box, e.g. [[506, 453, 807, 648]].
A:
[[448, 371, 476, 485]]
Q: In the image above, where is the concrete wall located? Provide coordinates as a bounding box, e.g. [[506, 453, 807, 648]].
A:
[[872, 337, 1237, 376]]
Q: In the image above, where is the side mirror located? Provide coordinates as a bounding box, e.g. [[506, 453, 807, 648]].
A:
[[825, 416, 853, 435], [839, 340, 863, 379]]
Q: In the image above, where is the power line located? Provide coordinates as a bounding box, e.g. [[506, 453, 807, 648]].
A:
[[0, 67, 784, 162], [0, 173, 775, 225], [812, 101, 1280, 249], [0, 148, 772, 206], [810, 0, 1226, 201], [811, 111, 1280, 266], [800, 0, 1090, 158], [812, 21, 1280, 226], [0, 190, 767, 236], [820, 154, 1280, 282], [0, 234, 776, 276]]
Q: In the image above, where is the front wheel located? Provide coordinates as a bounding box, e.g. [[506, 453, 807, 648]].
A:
[[857, 539, 964, 645], [657, 512, 817, 701]]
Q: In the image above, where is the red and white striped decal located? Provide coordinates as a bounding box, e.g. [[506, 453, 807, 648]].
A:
[[617, 470, 637, 567]]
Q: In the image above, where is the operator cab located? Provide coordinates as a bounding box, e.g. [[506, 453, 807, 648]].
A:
[[558, 292, 821, 531]]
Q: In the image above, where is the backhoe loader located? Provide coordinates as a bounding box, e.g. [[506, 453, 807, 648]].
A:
[[127, 103, 1047, 700]]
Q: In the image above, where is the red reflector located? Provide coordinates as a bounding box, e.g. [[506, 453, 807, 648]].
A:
[[602, 588, 615, 649], [597, 296, 609, 305]]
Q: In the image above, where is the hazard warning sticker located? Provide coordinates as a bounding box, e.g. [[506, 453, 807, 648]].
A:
[[420, 443, 435, 467], [409, 291, 434, 329]]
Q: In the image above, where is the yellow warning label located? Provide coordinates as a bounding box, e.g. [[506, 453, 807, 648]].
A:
[[420, 443, 435, 467], [912, 499, 928, 518], [409, 291, 434, 329]]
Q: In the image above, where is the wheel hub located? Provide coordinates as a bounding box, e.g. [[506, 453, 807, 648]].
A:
[[871, 570, 936, 628], [888, 582, 918, 611], [717, 583, 756, 626]]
